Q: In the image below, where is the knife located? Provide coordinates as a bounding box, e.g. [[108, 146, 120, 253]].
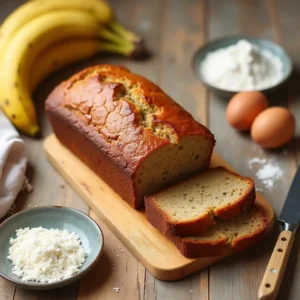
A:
[[258, 167, 300, 300]]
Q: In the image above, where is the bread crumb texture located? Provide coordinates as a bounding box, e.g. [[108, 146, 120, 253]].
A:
[[152, 167, 253, 222]]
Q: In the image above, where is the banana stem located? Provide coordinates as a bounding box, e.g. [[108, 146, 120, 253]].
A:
[[99, 26, 133, 48], [98, 24, 148, 59], [108, 20, 141, 43], [97, 40, 134, 56]]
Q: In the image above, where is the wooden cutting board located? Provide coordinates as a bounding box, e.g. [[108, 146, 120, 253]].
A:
[[44, 134, 274, 281]]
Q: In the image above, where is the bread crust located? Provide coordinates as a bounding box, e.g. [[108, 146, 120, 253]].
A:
[[45, 65, 215, 208], [145, 167, 256, 236], [171, 235, 226, 258]]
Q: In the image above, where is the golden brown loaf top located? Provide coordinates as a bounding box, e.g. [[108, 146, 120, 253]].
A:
[[47, 65, 214, 172], [46, 65, 215, 208]]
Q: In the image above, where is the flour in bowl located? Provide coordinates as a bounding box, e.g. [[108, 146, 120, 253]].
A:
[[8, 227, 87, 283], [200, 40, 283, 91]]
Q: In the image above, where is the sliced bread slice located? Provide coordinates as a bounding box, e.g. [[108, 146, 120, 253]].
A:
[[145, 167, 255, 237], [169, 206, 267, 258]]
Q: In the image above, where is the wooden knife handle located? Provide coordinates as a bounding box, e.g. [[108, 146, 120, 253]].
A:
[[258, 230, 294, 300]]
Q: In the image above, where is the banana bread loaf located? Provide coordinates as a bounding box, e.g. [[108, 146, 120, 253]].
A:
[[45, 65, 215, 209]]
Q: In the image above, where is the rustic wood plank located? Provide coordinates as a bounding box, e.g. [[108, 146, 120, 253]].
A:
[[207, 0, 298, 299], [159, 0, 209, 125], [199, 270, 209, 300], [270, 1, 300, 299], [0, 279, 15, 300], [144, 268, 209, 300]]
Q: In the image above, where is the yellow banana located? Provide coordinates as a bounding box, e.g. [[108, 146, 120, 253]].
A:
[[0, 10, 106, 135], [0, 0, 144, 135], [26, 0, 140, 44], [0, 0, 113, 55], [30, 39, 134, 92]]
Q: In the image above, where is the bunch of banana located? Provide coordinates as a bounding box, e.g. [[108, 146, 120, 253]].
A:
[[0, 0, 146, 136]]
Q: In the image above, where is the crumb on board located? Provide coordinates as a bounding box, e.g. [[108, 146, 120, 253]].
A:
[[21, 177, 33, 193], [113, 287, 120, 293]]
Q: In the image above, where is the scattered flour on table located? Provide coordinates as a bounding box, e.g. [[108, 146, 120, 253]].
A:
[[7, 227, 87, 283], [248, 158, 283, 190], [200, 40, 283, 91]]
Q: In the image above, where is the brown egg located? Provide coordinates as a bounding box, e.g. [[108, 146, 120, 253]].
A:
[[251, 107, 296, 148], [226, 91, 268, 131]]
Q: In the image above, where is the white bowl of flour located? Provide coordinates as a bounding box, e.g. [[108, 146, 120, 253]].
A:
[[194, 37, 292, 99]]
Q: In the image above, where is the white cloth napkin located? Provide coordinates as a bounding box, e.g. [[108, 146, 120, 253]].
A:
[[0, 111, 27, 219]]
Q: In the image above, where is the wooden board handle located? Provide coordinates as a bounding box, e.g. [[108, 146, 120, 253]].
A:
[[258, 230, 294, 300]]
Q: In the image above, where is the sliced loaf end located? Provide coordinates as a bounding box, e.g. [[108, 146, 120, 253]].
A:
[[171, 206, 267, 258], [145, 167, 255, 237]]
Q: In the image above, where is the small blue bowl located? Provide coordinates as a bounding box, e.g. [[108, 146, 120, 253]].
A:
[[193, 36, 293, 99], [0, 206, 104, 290]]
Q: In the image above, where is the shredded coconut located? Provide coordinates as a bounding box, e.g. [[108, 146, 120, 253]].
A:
[[248, 158, 283, 190], [200, 40, 283, 91], [8, 227, 87, 283]]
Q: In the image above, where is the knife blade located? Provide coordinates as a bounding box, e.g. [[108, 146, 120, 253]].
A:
[[278, 166, 300, 232]]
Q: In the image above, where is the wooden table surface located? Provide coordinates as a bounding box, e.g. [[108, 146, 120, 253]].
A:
[[1, 0, 299, 299]]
